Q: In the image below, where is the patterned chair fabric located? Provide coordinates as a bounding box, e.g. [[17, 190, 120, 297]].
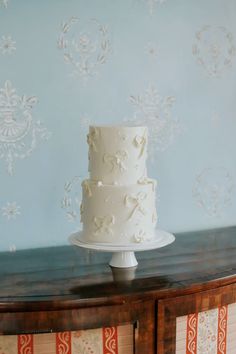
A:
[[0, 324, 133, 354], [176, 304, 236, 354]]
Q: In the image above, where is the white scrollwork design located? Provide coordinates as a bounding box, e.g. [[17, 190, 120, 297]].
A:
[[126, 85, 181, 161], [0, 35, 16, 55], [61, 176, 82, 222], [93, 215, 115, 236], [193, 25, 236, 77], [103, 150, 128, 173], [193, 167, 234, 217], [0, 80, 51, 175], [58, 17, 112, 80], [124, 192, 147, 220]]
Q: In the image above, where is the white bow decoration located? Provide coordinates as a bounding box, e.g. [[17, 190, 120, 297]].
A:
[[133, 132, 147, 158], [124, 192, 147, 220], [93, 215, 115, 235], [103, 150, 127, 173]]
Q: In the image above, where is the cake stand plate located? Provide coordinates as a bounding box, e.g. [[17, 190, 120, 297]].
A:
[[69, 229, 175, 268]]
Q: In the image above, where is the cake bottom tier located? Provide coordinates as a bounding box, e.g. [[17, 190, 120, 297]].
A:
[[80, 178, 157, 244]]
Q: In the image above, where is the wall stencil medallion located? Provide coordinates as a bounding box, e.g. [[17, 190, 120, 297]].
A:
[[126, 86, 181, 160], [57, 17, 112, 81], [0, 0, 8, 8], [193, 25, 236, 77], [193, 167, 234, 217], [0, 81, 51, 175], [1, 201, 21, 220], [145, 42, 158, 59], [0, 35, 16, 55], [61, 176, 82, 222], [141, 0, 167, 16]]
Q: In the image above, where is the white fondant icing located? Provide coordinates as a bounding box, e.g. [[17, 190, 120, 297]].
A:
[[81, 179, 156, 244], [81, 125, 158, 245], [88, 125, 148, 185]]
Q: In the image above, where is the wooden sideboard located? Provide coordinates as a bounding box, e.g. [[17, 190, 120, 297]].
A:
[[1, 226, 236, 353]]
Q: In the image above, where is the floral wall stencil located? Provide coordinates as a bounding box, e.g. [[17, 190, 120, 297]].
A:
[[1, 201, 21, 220], [192, 25, 236, 77], [57, 17, 112, 81], [126, 86, 181, 160], [0, 36, 16, 55], [193, 168, 234, 217], [141, 0, 167, 16], [61, 176, 82, 223], [0, 0, 8, 9], [0, 81, 51, 175], [0, 0, 236, 251]]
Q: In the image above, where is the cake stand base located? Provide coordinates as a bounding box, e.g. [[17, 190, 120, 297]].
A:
[[109, 251, 138, 268], [69, 229, 175, 268]]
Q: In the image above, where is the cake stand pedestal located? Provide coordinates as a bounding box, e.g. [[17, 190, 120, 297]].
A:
[[69, 229, 175, 268]]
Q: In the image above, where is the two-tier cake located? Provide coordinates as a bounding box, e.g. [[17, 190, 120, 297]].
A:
[[80, 125, 157, 245]]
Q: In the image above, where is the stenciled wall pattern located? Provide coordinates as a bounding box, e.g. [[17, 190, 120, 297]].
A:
[[0, 0, 236, 252]]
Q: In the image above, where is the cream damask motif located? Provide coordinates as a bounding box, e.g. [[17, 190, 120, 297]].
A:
[[61, 176, 82, 222], [133, 229, 151, 243], [193, 167, 234, 217], [0, 81, 51, 175], [1, 201, 21, 220], [193, 25, 236, 77], [197, 309, 218, 354], [127, 86, 181, 160], [58, 17, 112, 80], [0, 35, 16, 55], [73, 330, 102, 354]]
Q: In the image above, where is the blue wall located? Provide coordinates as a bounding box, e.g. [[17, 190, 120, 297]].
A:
[[0, 0, 236, 251]]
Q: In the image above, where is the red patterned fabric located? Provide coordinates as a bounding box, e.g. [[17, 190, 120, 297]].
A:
[[56, 332, 71, 354], [102, 327, 118, 354], [0, 324, 133, 354], [17, 335, 33, 354], [217, 306, 228, 354], [186, 313, 198, 354]]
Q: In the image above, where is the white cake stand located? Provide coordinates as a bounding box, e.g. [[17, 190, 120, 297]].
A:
[[69, 229, 175, 268]]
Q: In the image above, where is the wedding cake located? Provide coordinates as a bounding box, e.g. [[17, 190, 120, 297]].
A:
[[80, 125, 157, 245]]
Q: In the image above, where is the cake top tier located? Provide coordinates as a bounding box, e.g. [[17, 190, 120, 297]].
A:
[[87, 125, 148, 185]]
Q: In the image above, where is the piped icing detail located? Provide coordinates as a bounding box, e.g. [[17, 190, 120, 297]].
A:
[[133, 230, 150, 243], [93, 215, 115, 235], [138, 177, 156, 191], [124, 192, 147, 220], [80, 203, 84, 222], [103, 150, 128, 173], [82, 180, 92, 197], [87, 127, 100, 152], [133, 130, 147, 158]]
